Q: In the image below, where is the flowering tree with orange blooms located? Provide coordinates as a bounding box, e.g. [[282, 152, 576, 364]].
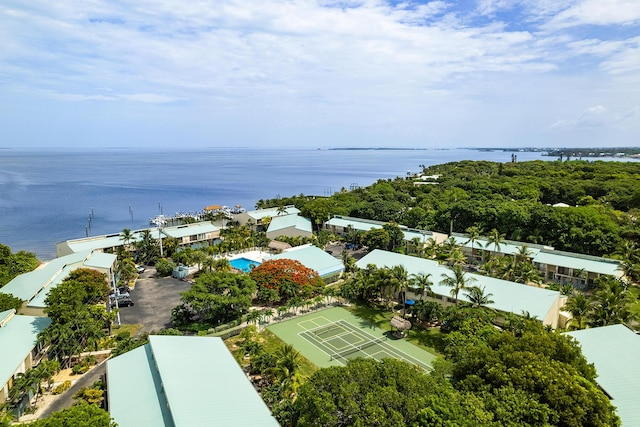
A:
[[250, 258, 325, 304]]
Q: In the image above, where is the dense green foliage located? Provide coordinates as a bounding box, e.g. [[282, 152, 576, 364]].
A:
[[0, 292, 23, 312], [41, 269, 114, 367], [0, 244, 39, 288], [18, 402, 116, 427], [174, 271, 257, 326], [260, 160, 640, 256], [286, 311, 619, 427], [294, 358, 492, 426]]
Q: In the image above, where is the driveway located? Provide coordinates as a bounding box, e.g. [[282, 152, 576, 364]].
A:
[[116, 266, 192, 333]]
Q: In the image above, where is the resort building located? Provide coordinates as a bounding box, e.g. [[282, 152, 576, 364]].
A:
[[566, 325, 640, 426], [356, 250, 564, 328], [323, 215, 447, 244], [161, 222, 221, 250], [234, 205, 301, 230], [0, 309, 51, 404], [449, 233, 622, 288], [266, 214, 313, 240], [266, 244, 344, 283], [2, 251, 117, 315], [56, 222, 220, 257], [106, 335, 278, 427]]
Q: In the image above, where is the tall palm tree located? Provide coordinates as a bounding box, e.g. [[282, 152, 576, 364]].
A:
[[391, 265, 409, 310], [120, 228, 133, 252], [589, 277, 636, 327], [465, 285, 494, 308], [514, 244, 534, 263], [423, 238, 440, 259], [564, 293, 590, 330], [410, 272, 433, 300], [245, 309, 261, 325], [440, 264, 476, 304], [465, 225, 484, 264], [486, 228, 506, 258]]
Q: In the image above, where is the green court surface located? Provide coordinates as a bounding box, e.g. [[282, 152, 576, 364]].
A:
[[267, 307, 437, 370]]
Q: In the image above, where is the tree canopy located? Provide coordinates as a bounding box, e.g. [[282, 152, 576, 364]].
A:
[[0, 243, 39, 288], [250, 259, 324, 305]]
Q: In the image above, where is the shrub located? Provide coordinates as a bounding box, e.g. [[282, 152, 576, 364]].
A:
[[52, 380, 72, 395], [155, 258, 176, 277]]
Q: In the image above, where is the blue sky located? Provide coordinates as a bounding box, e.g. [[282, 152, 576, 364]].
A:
[[1, 0, 639, 149]]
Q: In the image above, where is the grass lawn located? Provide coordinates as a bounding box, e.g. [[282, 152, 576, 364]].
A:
[[346, 303, 447, 356], [113, 323, 143, 337]]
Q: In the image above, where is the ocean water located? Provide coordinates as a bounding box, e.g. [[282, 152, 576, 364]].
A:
[[0, 147, 547, 260]]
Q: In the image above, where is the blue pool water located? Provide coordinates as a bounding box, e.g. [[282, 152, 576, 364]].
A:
[[230, 257, 261, 272]]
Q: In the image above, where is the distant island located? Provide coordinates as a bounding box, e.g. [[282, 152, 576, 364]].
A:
[[326, 146, 640, 158]]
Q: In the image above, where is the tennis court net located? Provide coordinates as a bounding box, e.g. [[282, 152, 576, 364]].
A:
[[329, 336, 386, 361], [311, 323, 343, 338]]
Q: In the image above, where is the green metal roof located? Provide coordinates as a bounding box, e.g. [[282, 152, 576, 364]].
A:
[[245, 206, 300, 220], [162, 222, 219, 239], [566, 325, 640, 426], [356, 250, 560, 321], [268, 245, 344, 277], [66, 231, 144, 253], [107, 336, 278, 427], [0, 312, 51, 391], [267, 214, 312, 233], [107, 345, 174, 427], [82, 252, 117, 270], [326, 216, 433, 243], [1, 251, 90, 302], [2, 251, 115, 308], [450, 235, 542, 258], [326, 216, 384, 232]]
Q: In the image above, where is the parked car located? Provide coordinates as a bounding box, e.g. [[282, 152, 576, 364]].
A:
[[136, 265, 145, 274], [110, 292, 130, 300], [117, 285, 131, 294], [111, 298, 134, 308]]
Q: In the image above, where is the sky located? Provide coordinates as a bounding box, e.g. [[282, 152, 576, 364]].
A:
[[1, 0, 639, 149]]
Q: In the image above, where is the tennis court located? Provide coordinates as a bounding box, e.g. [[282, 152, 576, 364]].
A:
[[267, 307, 436, 370]]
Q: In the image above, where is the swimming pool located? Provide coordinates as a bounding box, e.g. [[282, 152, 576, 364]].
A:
[[229, 257, 261, 273]]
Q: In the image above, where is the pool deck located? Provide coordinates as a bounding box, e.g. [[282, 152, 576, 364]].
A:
[[225, 250, 270, 263]]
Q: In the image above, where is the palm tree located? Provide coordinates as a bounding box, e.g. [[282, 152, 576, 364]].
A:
[[446, 247, 467, 267], [120, 228, 134, 252], [486, 228, 506, 258], [564, 293, 590, 330], [465, 225, 484, 264], [212, 258, 232, 272], [465, 285, 494, 308], [410, 272, 433, 300], [262, 308, 274, 324], [424, 238, 440, 259], [276, 204, 288, 216], [245, 309, 261, 325], [588, 277, 636, 327], [514, 244, 534, 263], [268, 344, 304, 403], [440, 264, 476, 304]]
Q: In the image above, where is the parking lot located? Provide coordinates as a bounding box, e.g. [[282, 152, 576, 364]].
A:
[[324, 242, 368, 261], [116, 266, 192, 333]]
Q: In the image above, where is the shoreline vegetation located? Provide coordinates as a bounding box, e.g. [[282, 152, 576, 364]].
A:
[[327, 146, 640, 158]]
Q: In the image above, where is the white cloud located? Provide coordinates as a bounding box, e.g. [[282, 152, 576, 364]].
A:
[[545, 0, 640, 29], [0, 0, 638, 148]]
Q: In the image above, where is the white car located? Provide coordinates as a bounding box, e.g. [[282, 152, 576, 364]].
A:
[[136, 265, 145, 274]]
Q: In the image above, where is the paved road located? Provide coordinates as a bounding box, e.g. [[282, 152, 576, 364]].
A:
[[40, 362, 107, 417], [117, 266, 192, 333]]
